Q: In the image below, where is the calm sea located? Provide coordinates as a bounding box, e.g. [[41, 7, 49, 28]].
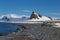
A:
[[0, 18, 27, 36], [0, 24, 21, 36]]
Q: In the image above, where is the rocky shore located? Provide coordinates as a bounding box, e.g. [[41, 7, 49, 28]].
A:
[[0, 23, 60, 40]]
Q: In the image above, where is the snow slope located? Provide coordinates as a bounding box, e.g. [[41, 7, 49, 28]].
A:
[[0, 14, 29, 18], [27, 16, 51, 21], [0, 14, 29, 21], [27, 11, 52, 21]]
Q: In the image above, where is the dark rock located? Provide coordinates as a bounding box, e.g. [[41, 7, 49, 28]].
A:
[[46, 16, 52, 20], [2, 16, 10, 21], [30, 11, 42, 19]]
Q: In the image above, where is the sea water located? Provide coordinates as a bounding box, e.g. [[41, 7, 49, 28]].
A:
[[0, 18, 27, 36], [0, 24, 21, 36]]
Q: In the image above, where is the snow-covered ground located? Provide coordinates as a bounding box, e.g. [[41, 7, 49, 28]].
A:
[[27, 16, 51, 21], [0, 12, 60, 28], [0, 14, 29, 18], [53, 23, 60, 28]]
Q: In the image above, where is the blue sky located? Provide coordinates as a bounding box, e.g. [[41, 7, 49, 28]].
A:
[[0, 0, 60, 18]]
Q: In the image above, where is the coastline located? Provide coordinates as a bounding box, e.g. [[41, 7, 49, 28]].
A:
[[0, 23, 60, 40]]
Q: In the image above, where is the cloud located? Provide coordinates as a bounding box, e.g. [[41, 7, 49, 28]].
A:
[[21, 10, 31, 12]]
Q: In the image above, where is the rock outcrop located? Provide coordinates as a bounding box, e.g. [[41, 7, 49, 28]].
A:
[[46, 16, 53, 20], [29, 11, 53, 21], [2, 16, 10, 21], [30, 11, 42, 19]]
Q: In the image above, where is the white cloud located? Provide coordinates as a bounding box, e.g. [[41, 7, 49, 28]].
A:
[[21, 10, 31, 12]]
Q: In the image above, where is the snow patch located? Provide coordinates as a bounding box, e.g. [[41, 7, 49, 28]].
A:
[[27, 16, 51, 21], [0, 14, 29, 19]]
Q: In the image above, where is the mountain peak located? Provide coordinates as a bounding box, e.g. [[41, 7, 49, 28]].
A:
[[30, 11, 42, 19]]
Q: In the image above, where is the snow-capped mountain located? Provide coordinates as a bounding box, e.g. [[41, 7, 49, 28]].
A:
[[27, 11, 53, 21], [0, 11, 54, 21], [30, 11, 42, 19], [0, 14, 29, 18], [2, 16, 10, 21], [0, 14, 29, 21]]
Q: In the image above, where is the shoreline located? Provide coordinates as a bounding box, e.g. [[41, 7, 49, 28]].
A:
[[0, 23, 60, 40]]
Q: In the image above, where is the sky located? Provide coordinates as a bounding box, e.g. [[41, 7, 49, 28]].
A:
[[0, 0, 60, 18]]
